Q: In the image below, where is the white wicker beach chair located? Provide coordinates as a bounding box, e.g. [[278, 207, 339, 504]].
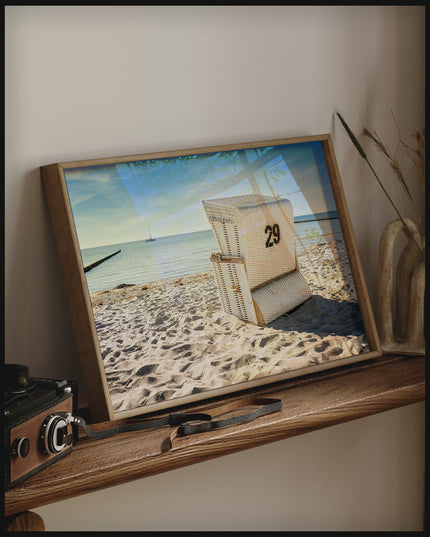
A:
[[202, 194, 312, 324]]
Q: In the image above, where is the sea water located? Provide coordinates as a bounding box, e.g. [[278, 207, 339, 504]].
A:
[[81, 213, 343, 294]]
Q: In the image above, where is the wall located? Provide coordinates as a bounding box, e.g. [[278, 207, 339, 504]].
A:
[[5, 6, 425, 531]]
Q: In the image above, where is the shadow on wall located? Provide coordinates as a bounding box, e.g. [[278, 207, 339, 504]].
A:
[[5, 168, 84, 397]]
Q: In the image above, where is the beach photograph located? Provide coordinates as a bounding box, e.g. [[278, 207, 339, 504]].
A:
[[63, 140, 369, 413]]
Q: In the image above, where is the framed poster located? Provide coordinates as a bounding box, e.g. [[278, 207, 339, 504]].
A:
[[41, 135, 381, 422]]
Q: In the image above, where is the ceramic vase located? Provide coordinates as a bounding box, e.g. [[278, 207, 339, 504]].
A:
[[376, 218, 425, 355]]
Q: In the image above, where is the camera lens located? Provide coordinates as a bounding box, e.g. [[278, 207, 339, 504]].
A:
[[40, 414, 70, 454]]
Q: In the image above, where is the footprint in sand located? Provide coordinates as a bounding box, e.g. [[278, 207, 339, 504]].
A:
[[328, 346, 344, 356], [147, 376, 158, 384], [259, 335, 278, 348], [154, 390, 175, 402], [135, 364, 157, 376], [315, 341, 329, 353]]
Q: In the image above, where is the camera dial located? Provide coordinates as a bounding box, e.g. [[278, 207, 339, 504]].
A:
[[11, 437, 31, 458], [40, 413, 73, 455]]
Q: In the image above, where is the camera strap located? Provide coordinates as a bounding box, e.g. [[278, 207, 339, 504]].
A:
[[72, 397, 282, 444]]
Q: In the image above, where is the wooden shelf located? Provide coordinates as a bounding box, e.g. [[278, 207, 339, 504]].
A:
[[5, 354, 425, 517]]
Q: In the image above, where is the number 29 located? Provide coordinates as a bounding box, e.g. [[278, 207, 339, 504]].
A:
[[265, 223, 280, 248]]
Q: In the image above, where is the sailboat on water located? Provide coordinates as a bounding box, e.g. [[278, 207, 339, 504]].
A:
[[145, 225, 156, 242]]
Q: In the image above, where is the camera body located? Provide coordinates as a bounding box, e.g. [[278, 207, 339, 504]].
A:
[[4, 364, 75, 490]]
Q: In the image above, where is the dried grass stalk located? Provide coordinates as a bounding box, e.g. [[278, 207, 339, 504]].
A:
[[336, 110, 425, 259], [362, 113, 425, 237]]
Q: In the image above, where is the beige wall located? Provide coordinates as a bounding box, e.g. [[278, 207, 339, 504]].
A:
[[5, 6, 425, 531]]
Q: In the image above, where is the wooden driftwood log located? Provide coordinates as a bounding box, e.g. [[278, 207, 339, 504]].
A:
[[376, 218, 425, 355]]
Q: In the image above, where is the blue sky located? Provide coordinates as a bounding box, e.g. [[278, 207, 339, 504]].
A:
[[64, 141, 336, 249]]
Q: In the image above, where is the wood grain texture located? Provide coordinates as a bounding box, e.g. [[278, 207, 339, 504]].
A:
[[57, 134, 330, 169], [321, 136, 381, 354], [5, 354, 424, 517], [4, 511, 45, 532], [40, 164, 113, 422]]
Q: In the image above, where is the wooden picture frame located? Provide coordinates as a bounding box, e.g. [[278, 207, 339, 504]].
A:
[[41, 134, 381, 422]]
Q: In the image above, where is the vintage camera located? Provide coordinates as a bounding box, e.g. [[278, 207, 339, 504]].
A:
[[4, 364, 75, 490]]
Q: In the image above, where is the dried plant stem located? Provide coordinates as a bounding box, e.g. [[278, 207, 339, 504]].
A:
[[391, 110, 425, 193], [363, 127, 423, 234], [363, 127, 413, 202], [336, 111, 425, 260]]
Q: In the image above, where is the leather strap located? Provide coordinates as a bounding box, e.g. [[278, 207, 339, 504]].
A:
[[74, 412, 212, 440], [174, 397, 282, 438], [74, 397, 282, 446]]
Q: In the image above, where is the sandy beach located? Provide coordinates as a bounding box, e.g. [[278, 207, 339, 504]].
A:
[[90, 239, 368, 413]]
